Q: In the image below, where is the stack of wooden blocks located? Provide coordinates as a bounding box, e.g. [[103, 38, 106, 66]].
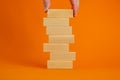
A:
[[43, 9, 76, 69]]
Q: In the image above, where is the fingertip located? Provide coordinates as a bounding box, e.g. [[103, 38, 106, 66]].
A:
[[44, 6, 49, 13], [44, 9, 48, 13], [43, 0, 50, 13], [73, 13, 76, 17], [73, 9, 77, 17], [73, 14, 76, 17], [70, 0, 79, 17]]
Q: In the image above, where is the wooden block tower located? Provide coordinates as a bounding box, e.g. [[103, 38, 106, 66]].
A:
[[43, 9, 76, 69]]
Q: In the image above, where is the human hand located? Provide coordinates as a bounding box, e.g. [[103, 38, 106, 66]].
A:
[[43, 0, 79, 17]]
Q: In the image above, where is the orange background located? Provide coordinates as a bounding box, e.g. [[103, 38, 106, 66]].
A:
[[0, 0, 120, 80]]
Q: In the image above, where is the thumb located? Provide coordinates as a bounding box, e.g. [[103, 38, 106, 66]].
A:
[[43, 0, 50, 12]]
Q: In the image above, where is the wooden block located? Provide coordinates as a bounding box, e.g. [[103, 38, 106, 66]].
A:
[[49, 35, 74, 43], [43, 43, 69, 52], [46, 26, 72, 35], [50, 52, 76, 61], [48, 9, 73, 18], [47, 60, 73, 69], [43, 18, 69, 26]]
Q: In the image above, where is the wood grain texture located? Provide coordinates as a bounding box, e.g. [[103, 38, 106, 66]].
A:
[[50, 52, 76, 60], [46, 26, 72, 35], [43, 43, 69, 52], [47, 60, 73, 69], [43, 18, 69, 26], [48, 9, 73, 18], [48, 35, 74, 43]]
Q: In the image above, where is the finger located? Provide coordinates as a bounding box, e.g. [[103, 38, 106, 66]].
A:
[[73, 4, 79, 17], [70, 0, 79, 17], [43, 0, 50, 12]]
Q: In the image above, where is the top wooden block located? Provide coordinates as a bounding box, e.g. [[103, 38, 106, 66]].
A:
[[48, 9, 73, 18]]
